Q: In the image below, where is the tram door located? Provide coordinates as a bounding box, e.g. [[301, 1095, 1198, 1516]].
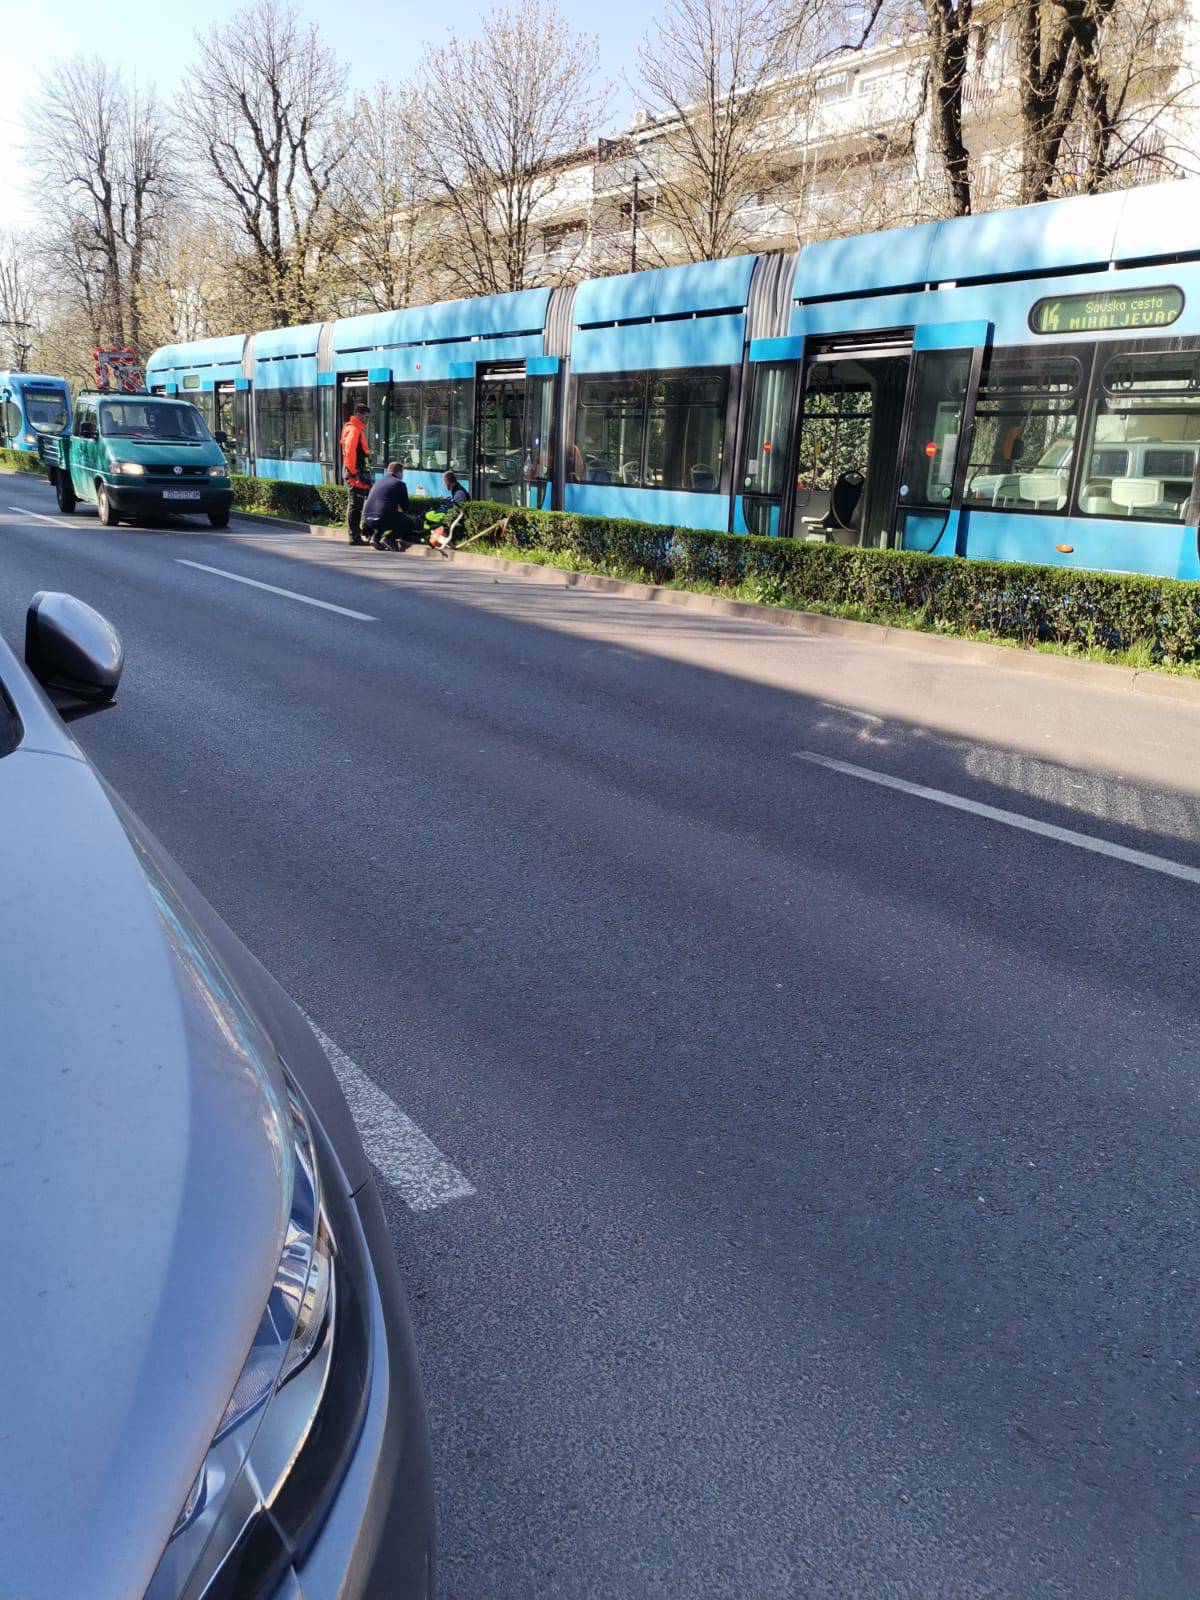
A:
[[742, 338, 909, 545], [335, 372, 369, 481], [476, 366, 525, 505], [792, 340, 912, 549], [214, 381, 243, 472], [892, 335, 986, 554]]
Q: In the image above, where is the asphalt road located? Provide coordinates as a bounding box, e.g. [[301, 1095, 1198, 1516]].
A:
[[2, 472, 1198, 1599]]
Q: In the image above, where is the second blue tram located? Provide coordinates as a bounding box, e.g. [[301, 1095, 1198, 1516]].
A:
[[147, 177, 1200, 580], [0, 372, 71, 451]]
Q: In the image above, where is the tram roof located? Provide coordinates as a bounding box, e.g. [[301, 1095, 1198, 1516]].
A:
[[791, 177, 1200, 302]]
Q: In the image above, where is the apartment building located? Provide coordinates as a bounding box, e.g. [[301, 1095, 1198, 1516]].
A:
[[526, 10, 1200, 282]]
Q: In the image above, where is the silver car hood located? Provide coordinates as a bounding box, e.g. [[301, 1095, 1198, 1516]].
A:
[[0, 741, 292, 1599]]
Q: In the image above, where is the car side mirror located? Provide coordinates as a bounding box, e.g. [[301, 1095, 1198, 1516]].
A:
[[25, 592, 123, 709], [215, 429, 229, 448]]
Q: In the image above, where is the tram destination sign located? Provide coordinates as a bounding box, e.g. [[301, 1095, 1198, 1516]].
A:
[[1030, 286, 1184, 336]]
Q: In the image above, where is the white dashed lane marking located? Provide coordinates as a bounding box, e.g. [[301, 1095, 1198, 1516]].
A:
[[176, 559, 378, 621], [795, 750, 1200, 887], [8, 505, 78, 527], [304, 1015, 476, 1212]]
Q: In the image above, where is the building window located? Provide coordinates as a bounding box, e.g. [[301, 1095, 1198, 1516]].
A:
[[1076, 344, 1200, 521], [964, 348, 1083, 513], [255, 388, 317, 461], [573, 369, 728, 491]]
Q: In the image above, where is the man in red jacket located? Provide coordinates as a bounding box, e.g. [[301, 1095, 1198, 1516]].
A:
[[340, 404, 372, 544]]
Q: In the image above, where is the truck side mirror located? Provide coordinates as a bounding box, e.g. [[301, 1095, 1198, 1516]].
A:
[[25, 591, 124, 711]]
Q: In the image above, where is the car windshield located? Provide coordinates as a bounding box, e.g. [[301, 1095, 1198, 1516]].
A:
[[23, 388, 68, 432], [99, 400, 210, 442]]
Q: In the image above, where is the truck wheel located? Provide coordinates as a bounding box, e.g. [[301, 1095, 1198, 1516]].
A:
[[97, 481, 120, 526], [208, 508, 230, 529], [55, 471, 77, 513]]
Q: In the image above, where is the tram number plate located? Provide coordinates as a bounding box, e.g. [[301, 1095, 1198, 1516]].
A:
[[163, 489, 201, 500]]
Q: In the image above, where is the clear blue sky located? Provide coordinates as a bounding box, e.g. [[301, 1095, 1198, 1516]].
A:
[[0, 0, 645, 228]]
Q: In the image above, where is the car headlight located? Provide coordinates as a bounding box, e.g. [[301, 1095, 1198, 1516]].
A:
[[115, 460, 145, 476], [208, 466, 227, 478], [146, 1090, 336, 1599]]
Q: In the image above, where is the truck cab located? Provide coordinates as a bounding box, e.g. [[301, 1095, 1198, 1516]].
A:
[[40, 392, 233, 528]]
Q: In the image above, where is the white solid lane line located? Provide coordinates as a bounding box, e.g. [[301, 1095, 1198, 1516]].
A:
[[176, 559, 378, 621], [304, 1016, 476, 1212], [795, 750, 1200, 887]]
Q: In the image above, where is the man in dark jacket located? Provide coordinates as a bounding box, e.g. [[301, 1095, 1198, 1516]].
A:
[[362, 461, 414, 551]]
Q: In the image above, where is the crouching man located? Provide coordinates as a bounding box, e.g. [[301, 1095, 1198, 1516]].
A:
[[362, 461, 415, 551]]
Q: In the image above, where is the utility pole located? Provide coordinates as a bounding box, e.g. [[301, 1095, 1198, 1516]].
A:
[[630, 173, 639, 273]]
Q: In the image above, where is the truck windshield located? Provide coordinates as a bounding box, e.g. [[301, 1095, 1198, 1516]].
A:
[[99, 400, 210, 442], [23, 388, 68, 432]]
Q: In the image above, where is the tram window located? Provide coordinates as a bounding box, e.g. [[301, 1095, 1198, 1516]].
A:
[[575, 375, 646, 486], [450, 380, 473, 474], [964, 349, 1082, 513], [419, 384, 454, 471], [3, 400, 20, 439], [384, 383, 421, 468], [255, 388, 316, 460], [898, 351, 970, 508], [1076, 346, 1200, 522], [742, 363, 796, 499], [23, 386, 68, 432], [524, 374, 555, 488], [645, 371, 727, 492]]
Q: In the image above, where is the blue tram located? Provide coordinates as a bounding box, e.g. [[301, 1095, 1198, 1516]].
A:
[[0, 372, 71, 451], [147, 177, 1200, 580]]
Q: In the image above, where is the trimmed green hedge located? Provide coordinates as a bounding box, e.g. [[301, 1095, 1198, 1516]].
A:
[[0, 446, 48, 476], [455, 499, 1200, 665], [230, 474, 435, 526]]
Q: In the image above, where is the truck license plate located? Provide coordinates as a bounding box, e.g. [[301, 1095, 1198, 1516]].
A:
[[163, 489, 201, 500]]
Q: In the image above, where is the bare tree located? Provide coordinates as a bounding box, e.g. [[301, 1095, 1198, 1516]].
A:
[[0, 230, 40, 368], [185, 0, 349, 326], [411, 1, 606, 297], [631, 0, 803, 263], [1058, 0, 1199, 191], [329, 83, 441, 313], [25, 57, 174, 351]]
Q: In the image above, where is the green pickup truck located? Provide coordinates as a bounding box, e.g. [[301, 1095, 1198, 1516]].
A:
[[39, 391, 233, 528]]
